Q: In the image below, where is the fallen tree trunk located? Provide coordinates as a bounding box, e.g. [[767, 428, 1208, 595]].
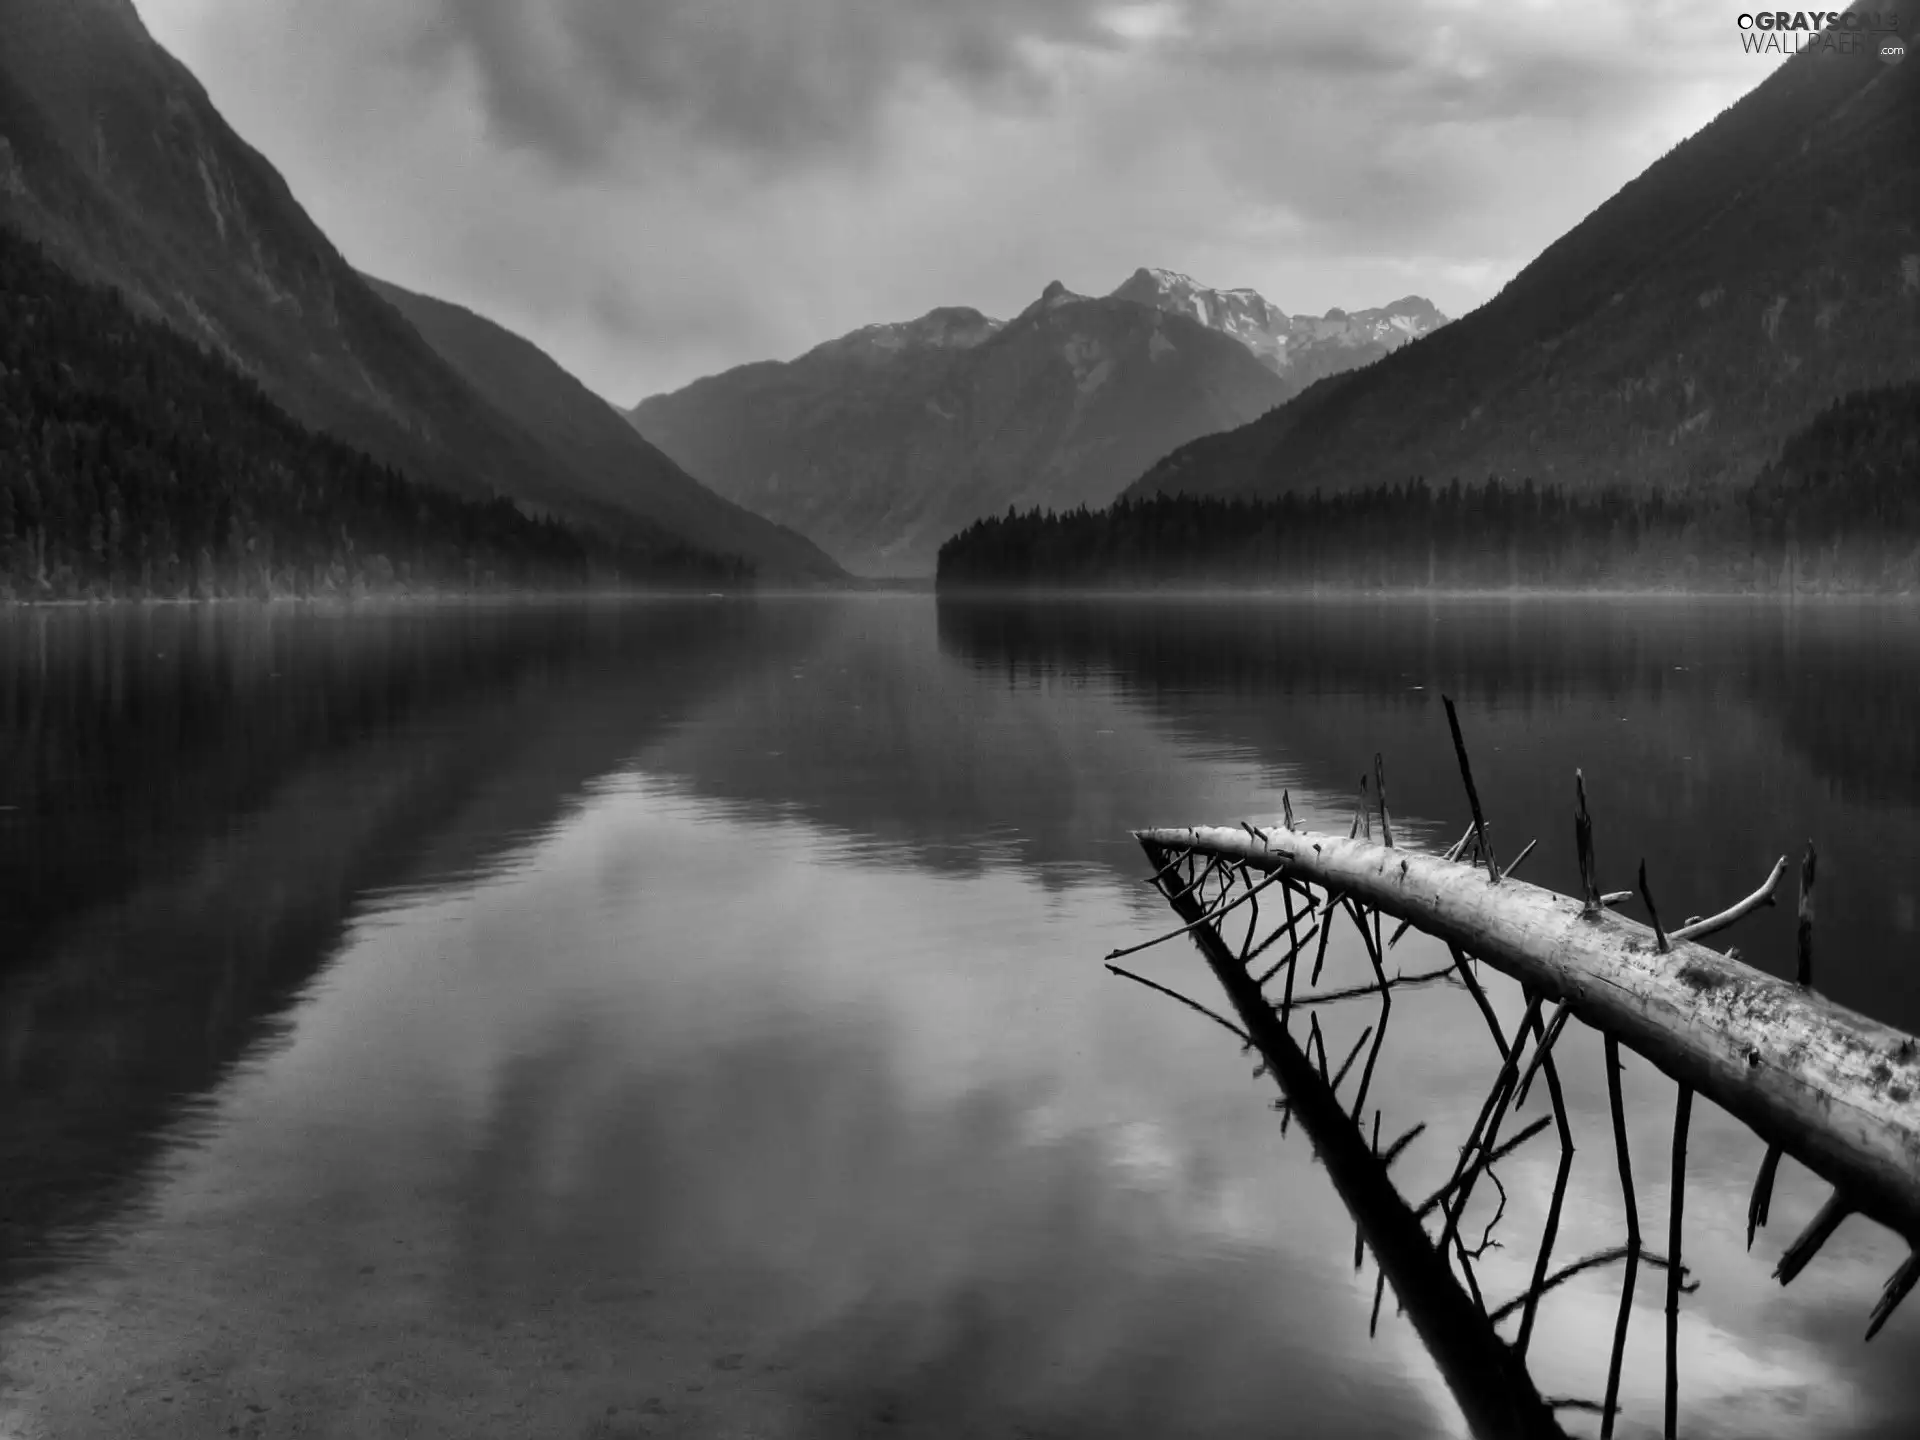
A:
[[1136, 825, 1920, 1243]]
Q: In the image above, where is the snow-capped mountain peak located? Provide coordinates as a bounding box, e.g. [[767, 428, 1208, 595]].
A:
[[1108, 266, 1447, 378]]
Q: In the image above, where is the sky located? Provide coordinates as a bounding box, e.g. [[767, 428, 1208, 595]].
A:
[[136, 0, 1786, 404]]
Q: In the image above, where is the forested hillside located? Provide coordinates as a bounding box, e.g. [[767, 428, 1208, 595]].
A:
[[0, 0, 808, 579], [938, 382, 1920, 593], [0, 229, 743, 598]]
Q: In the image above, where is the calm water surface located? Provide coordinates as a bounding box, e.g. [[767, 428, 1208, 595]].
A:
[[2, 595, 1918, 1439]]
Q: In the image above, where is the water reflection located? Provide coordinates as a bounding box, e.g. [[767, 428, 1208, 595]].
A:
[[0, 600, 826, 1291], [937, 597, 1920, 1031], [1, 595, 1917, 1438]]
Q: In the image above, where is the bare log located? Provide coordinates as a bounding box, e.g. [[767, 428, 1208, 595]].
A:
[[1133, 825, 1920, 1244]]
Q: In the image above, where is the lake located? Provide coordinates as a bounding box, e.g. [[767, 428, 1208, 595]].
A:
[[2, 594, 1918, 1439]]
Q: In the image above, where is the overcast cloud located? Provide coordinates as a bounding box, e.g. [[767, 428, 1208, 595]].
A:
[[138, 0, 1784, 403]]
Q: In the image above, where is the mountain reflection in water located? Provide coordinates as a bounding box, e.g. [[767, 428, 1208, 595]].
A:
[[1, 595, 1917, 1439]]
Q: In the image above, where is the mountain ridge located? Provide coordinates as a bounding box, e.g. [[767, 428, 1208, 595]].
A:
[[629, 271, 1445, 576], [364, 277, 843, 583], [0, 0, 841, 582], [629, 279, 1292, 576], [1106, 267, 1447, 384]]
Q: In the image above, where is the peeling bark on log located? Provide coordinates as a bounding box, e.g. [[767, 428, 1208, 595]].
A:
[[1135, 825, 1920, 1243]]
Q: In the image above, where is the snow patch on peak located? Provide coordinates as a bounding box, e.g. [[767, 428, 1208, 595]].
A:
[[810, 305, 1004, 360], [1108, 266, 1449, 378]]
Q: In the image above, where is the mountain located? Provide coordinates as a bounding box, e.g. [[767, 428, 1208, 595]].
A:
[[0, 0, 839, 583], [1108, 267, 1447, 391], [0, 226, 743, 598], [628, 281, 1289, 576], [1124, 13, 1920, 505], [363, 278, 841, 584]]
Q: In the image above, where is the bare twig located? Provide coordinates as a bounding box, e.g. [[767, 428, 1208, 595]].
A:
[[1747, 1144, 1782, 1251], [1499, 838, 1538, 881], [1463, 1166, 1509, 1262], [1576, 770, 1601, 914], [1867, 1250, 1920, 1341], [1105, 965, 1251, 1045], [1515, 1001, 1574, 1109], [1602, 1034, 1639, 1440], [1309, 897, 1338, 987], [1380, 1121, 1426, 1168], [1141, 844, 1197, 889], [1488, 1245, 1694, 1324], [1637, 859, 1669, 953], [1666, 1085, 1692, 1439], [1448, 944, 1511, 1062], [1775, 1190, 1850, 1286], [1797, 842, 1818, 988], [1516, 985, 1578, 1358], [1375, 752, 1393, 848], [1281, 966, 1456, 1008], [1105, 868, 1290, 961], [1419, 1115, 1552, 1218], [1517, 1143, 1574, 1358], [1671, 855, 1788, 944], [1442, 695, 1499, 882], [1252, 921, 1318, 988], [1328, 1024, 1375, 1095]]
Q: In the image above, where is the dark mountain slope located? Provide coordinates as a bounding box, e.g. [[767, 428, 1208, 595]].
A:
[[0, 227, 737, 598], [631, 282, 1287, 576], [0, 0, 824, 578], [1128, 16, 1920, 503], [365, 278, 842, 583]]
